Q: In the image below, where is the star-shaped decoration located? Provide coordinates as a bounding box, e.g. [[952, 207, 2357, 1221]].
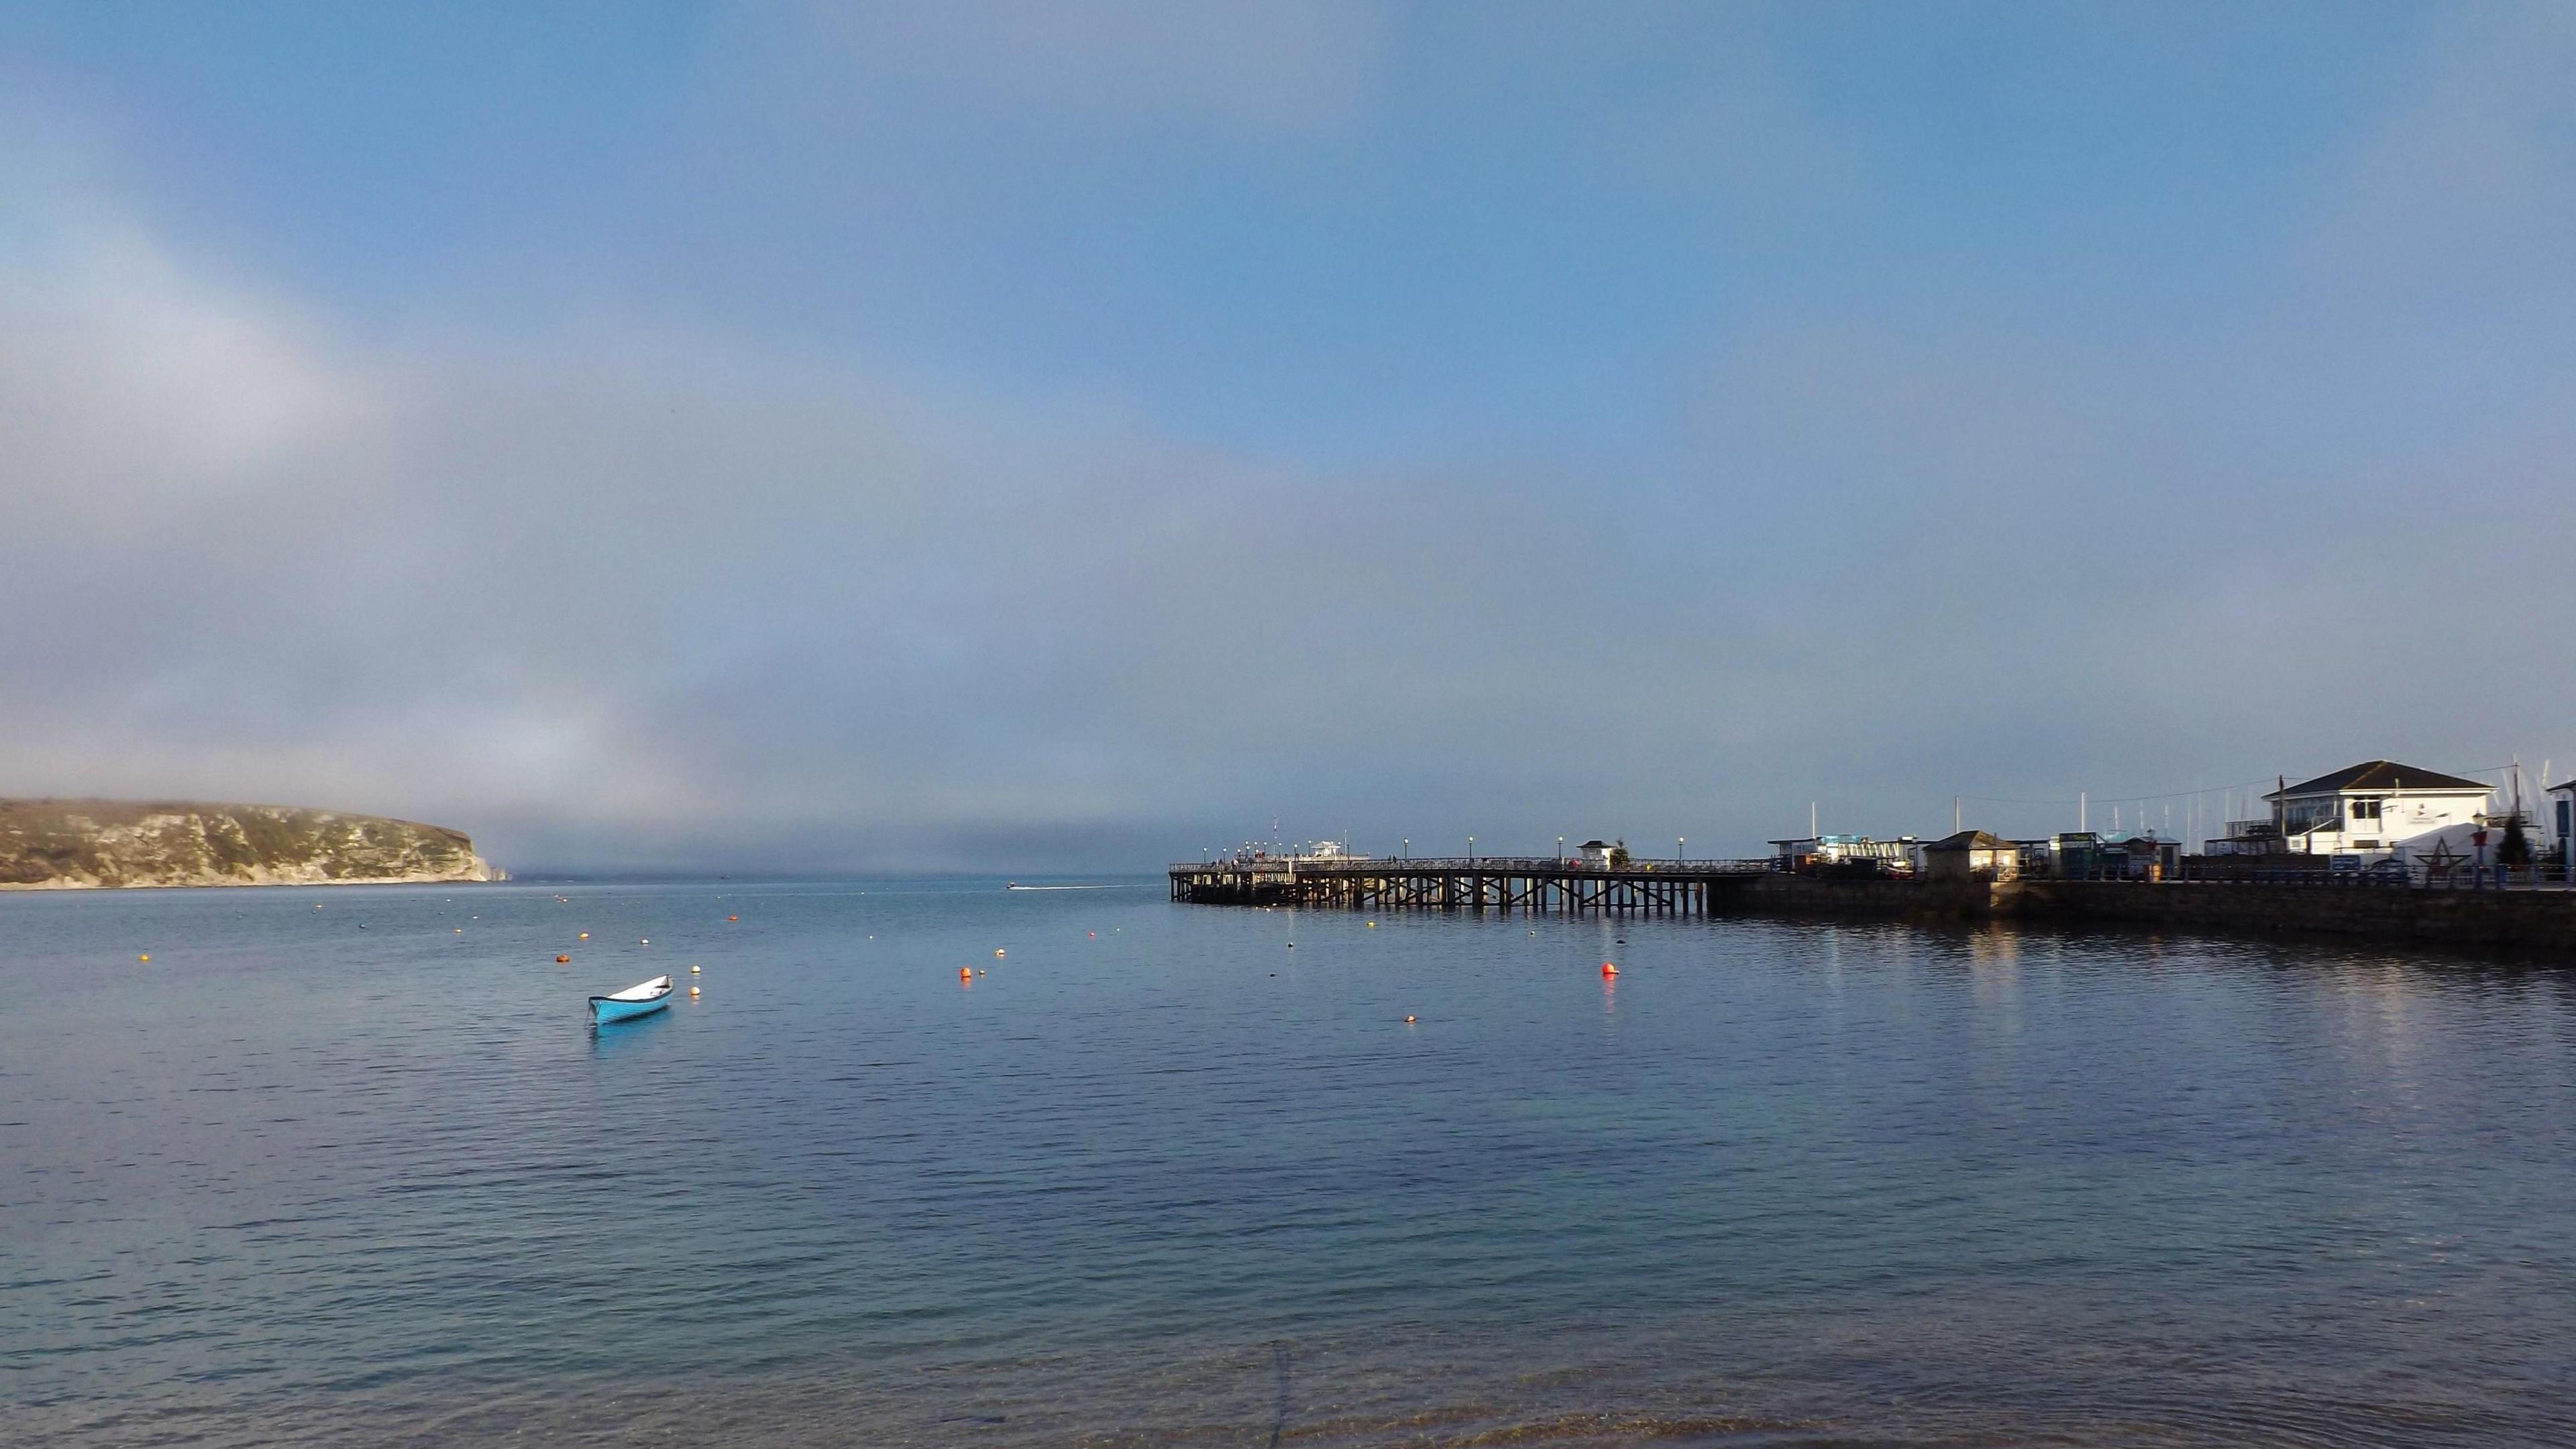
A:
[[2412, 837, 2466, 883]]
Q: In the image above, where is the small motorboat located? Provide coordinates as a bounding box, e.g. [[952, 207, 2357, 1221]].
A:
[[590, 975, 673, 1025]]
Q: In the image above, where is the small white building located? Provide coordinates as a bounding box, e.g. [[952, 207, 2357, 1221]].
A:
[[2263, 760, 2493, 857], [1576, 839, 1618, 869]]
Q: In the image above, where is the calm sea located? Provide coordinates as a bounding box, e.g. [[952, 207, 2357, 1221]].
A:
[[7, 879, 2576, 1446]]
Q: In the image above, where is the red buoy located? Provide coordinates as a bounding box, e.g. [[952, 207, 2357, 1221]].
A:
[[1601, 962, 1618, 977]]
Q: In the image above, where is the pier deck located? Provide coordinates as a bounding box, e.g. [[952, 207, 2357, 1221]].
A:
[[1169, 857, 1772, 916]]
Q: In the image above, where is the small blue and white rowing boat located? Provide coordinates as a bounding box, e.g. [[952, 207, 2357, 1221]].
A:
[[590, 975, 673, 1025]]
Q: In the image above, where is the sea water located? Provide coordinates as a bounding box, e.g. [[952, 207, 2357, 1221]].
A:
[[6, 879, 2576, 1446]]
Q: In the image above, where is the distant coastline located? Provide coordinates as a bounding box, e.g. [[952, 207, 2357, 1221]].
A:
[[0, 799, 500, 890]]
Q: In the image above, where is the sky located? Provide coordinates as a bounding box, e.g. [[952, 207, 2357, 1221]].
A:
[[5, 1, 2574, 873]]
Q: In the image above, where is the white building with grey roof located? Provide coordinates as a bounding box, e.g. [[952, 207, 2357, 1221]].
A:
[[2259, 759, 2493, 857]]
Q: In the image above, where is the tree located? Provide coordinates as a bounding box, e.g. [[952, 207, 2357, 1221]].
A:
[[1608, 839, 1631, 868], [2500, 813, 2533, 867]]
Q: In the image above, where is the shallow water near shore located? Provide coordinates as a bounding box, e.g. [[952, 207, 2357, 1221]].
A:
[[7, 878, 2576, 1446]]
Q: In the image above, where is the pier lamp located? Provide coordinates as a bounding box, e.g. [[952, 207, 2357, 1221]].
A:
[[1403, 838, 1409, 859], [1678, 837, 1685, 863], [1468, 835, 1475, 864], [1558, 836, 1564, 863]]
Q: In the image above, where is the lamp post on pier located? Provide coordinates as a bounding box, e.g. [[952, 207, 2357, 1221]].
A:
[[1468, 836, 1476, 865], [1557, 836, 1565, 865], [1678, 837, 1685, 863]]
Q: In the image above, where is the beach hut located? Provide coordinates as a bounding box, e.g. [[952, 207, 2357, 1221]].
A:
[[1923, 830, 2020, 882]]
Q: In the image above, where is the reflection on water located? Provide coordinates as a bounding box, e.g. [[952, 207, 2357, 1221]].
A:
[[6, 881, 2576, 1446]]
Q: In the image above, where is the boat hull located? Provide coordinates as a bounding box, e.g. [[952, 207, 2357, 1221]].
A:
[[590, 991, 672, 1025]]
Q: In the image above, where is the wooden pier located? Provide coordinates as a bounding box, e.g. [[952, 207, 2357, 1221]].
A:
[[1169, 856, 1772, 916]]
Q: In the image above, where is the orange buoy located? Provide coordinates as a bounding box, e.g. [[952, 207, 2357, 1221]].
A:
[[1601, 961, 1618, 976], [138, 953, 150, 963], [556, 955, 571, 963], [689, 985, 700, 997], [579, 932, 590, 940], [728, 915, 738, 922], [960, 967, 972, 980]]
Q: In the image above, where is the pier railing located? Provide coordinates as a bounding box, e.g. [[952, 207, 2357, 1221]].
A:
[[1170, 857, 1775, 874], [2166, 864, 2573, 891], [1167, 855, 1778, 915]]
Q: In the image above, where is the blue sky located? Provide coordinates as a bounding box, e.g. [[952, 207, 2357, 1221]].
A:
[[5, 3, 2573, 869]]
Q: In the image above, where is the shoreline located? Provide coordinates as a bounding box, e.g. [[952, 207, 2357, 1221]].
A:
[[0, 868, 504, 892]]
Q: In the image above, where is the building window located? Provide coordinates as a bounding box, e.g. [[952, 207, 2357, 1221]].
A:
[[2350, 799, 2380, 820]]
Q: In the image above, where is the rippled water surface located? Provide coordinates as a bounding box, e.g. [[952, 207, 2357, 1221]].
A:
[[7, 879, 2576, 1446]]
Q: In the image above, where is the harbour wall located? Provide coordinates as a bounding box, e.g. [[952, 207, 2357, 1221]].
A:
[[1735, 875, 2576, 953]]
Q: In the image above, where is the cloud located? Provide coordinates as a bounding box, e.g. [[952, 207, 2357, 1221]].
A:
[[11, 155, 2573, 868], [7, 5, 2576, 870], [773, 1, 1387, 133], [0, 178, 1776, 869], [1666, 292, 2576, 840]]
